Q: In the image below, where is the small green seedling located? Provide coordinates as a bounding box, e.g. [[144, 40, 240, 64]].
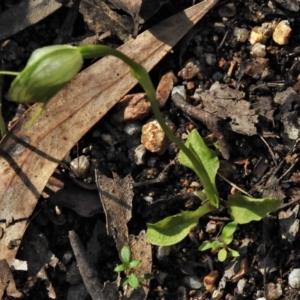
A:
[[199, 221, 240, 262], [114, 245, 142, 289]]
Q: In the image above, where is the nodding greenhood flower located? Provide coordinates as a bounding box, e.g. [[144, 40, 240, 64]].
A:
[[9, 45, 83, 104]]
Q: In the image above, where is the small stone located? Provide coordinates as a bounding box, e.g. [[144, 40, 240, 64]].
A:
[[134, 144, 146, 165], [156, 246, 172, 260], [70, 155, 90, 178], [178, 58, 202, 80], [237, 278, 247, 294], [289, 268, 300, 288], [101, 133, 117, 146], [251, 43, 266, 57], [123, 122, 142, 136], [248, 26, 265, 45], [266, 282, 282, 300], [218, 3, 236, 17], [141, 119, 175, 154], [233, 27, 250, 42], [273, 20, 292, 45], [206, 221, 218, 234], [183, 276, 202, 289], [204, 53, 216, 66], [112, 93, 151, 122]]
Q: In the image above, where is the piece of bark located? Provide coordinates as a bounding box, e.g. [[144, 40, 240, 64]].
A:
[[171, 92, 231, 160], [80, 0, 133, 42], [200, 82, 258, 136], [0, 259, 22, 298], [0, 0, 219, 267], [0, 0, 62, 41], [96, 171, 134, 252], [124, 231, 152, 300], [69, 230, 105, 300]]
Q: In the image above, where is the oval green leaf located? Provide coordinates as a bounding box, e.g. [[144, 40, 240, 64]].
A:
[[146, 202, 215, 246]]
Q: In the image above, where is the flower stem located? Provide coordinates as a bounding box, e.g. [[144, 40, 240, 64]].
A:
[[77, 45, 218, 207]]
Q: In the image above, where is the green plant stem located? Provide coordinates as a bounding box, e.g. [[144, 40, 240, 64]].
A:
[[0, 71, 20, 76], [78, 45, 213, 207]]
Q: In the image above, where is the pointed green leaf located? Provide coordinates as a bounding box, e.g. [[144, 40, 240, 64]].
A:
[[114, 264, 127, 272], [121, 246, 131, 265], [128, 274, 140, 289], [198, 242, 214, 251], [128, 260, 141, 269], [178, 129, 219, 207], [221, 222, 238, 245], [226, 195, 281, 224], [218, 248, 227, 262], [210, 240, 223, 248], [227, 248, 240, 258], [146, 202, 215, 246]]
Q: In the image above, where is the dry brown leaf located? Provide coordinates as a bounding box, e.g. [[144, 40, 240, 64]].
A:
[[108, 0, 169, 37], [80, 0, 133, 42], [200, 82, 258, 136], [0, 0, 62, 41], [0, 259, 22, 298], [0, 0, 219, 267], [96, 171, 134, 252], [126, 231, 152, 300]]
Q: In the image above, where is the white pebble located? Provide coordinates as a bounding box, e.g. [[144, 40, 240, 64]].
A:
[[233, 27, 250, 42], [134, 144, 146, 165], [251, 43, 266, 57], [182, 275, 202, 289], [70, 155, 90, 178], [123, 122, 142, 136], [289, 268, 300, 288]]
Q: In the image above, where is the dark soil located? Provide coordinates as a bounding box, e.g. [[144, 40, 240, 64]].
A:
[[2, 0, 300, 299]]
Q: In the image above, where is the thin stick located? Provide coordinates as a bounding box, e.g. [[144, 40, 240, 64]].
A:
[[217, 172, 251, 197]]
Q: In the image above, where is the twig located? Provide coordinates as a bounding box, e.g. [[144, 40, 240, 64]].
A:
[[69, 230, 105, 300], [217, 172, 251, 197], [171, 92, 231, 159], [259, 134, 277, 166]]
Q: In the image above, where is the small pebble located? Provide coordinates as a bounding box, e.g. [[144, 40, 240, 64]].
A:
[[172, 85, 186, 99], [204, 53, 216, 66], [251, 43, 266, 57], [141, 119, 175, 154], [237, 278, 247, 294], [134, 144, 146, 165], [70, 155, 90, 178], [61, 251, 73, 265], [266, 282, 282, 300], [289, 268, 300, 288], [156, 246, 172, 260], [218, 2, 236, 18], [101, 133, 117, 146], [233, 27, 250, 42], [273, 20, 292, 45], [182, 276, 202, 289], [123, 122, 142, 136], [143, 196, 153, 203]]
